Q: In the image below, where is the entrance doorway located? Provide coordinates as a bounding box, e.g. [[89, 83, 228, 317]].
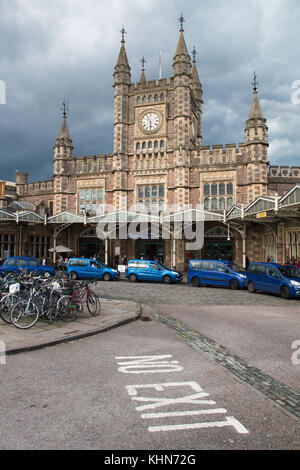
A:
[[203, 241, 234, 261], [79, 228, 103, 260], [136, 240, 165, 263]]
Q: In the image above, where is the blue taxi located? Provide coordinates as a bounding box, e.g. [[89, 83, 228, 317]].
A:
[[187, 259, 246, 289], [67, 258, 119, 281], [246, 262, 300, 299], [126, 259, 182, 284]]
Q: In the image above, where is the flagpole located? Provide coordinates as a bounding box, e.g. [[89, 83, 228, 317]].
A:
[[159, 51, 162, 79]]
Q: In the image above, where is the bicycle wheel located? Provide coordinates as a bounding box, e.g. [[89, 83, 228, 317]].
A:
[[86, 291, 100, 316], [57, 295, 78, 322], [0, 293, 19, 324], [10, 299, 40, 329], [40, 290, 61, 322]]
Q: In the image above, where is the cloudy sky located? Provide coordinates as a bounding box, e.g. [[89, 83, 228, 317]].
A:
[[0, 0, 300, 182]]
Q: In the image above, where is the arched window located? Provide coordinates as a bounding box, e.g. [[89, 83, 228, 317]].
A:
[[154, 140, 158, 149], [160, 93, 164, 101], [160, 140, 164, 148], [154, 94, 159, 102], [137, 96, 141, 104], [227, 197, 233, 209], [142, 141, 146, 150], [219, 197, 225, 210], [136, 142, 140, 151], [211, 198, 218, 210], [143, 96, 147, 104], [204, 184, 210, 196], [148, 95, 153, 103], [227, 182, 233, 195], [148, 141, 152, 149], [211, 184, 218, 196], [219, 183, 225, 195]]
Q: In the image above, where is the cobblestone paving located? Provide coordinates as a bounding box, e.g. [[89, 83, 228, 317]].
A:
[[149, 308, 300, 420], [95, 279, 300, 306]]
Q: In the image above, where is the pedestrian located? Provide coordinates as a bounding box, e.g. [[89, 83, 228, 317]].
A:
[[122, 256, 127, 265], [114, 255, 119, 269], [58, 255, 64, 272], [270, 256, 274, 263], [267, 256, 271, 263], [41, 257, 46, 266]]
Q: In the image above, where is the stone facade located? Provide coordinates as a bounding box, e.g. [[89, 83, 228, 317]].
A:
[[1, 24, 300, 269]]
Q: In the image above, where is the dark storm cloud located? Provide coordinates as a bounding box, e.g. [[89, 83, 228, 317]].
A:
[[0, 0, 299, 182]]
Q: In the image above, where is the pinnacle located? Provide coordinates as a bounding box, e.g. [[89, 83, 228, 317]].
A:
[[248, 90, 265, 121]]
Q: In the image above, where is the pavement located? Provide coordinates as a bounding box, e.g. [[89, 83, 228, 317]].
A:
[[0, 298, 141, 355]]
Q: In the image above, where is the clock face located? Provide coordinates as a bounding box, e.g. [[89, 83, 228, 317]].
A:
[[141, 112, 160, 132]]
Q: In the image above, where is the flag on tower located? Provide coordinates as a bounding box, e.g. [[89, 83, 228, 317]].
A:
[[159, 51, 162, 79]]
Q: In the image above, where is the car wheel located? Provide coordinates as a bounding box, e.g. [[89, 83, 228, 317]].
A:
[[280, 286, 291, 299], [247, 281, 256, 293], [103, 273, 112, 281], [191, 277, 200, 287], [69, 272, 78, 280], [128, 274, 137, 283], [162, 275, 172, 284], [229, 279, 239, 290]]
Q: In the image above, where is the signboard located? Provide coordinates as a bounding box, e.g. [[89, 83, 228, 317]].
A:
[[256, 211, 267, 219]]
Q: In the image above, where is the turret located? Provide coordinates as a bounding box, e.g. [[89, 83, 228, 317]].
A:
[[113, 27, 131, 155]]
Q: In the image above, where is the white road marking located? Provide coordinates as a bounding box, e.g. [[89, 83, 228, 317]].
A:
[[141, 408, 228, 419], [148, 416, 249, 434]]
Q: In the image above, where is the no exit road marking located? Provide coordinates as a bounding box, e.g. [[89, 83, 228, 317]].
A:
[[115, 354, 249, 435]]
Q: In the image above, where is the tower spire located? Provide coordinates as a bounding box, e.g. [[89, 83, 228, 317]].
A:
[[245, 74, 268, 144], [139, 56, 147, 83], [173, 14, 191, 76]]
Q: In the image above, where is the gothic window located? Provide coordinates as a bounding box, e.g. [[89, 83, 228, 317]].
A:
[[204, 184, 210, 196], [136, 142, 140, 151], [142, 141, 146, 150], [152, 199, 157, 211], [211, 184, 218, 196], [148, 95, 153, 103], [219, 183, 225, 195], [143, 96, 147, 104], [211, 198, 218, 210], [227, 182, 233, 195], [159, 185, 164, 197], [154, 94, 159, 102], [219, 197, 225, 210], [137, 184, 165, 213], [160, 93, 164, 101], [227, 197, 233, 209], [148, 141, 152, 149], [78, 187, 104, 215], [137, 96, 141, 104], [160, 140, 164, 148], [154, 140, 158, 149], [204, 198, 210, 210]]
